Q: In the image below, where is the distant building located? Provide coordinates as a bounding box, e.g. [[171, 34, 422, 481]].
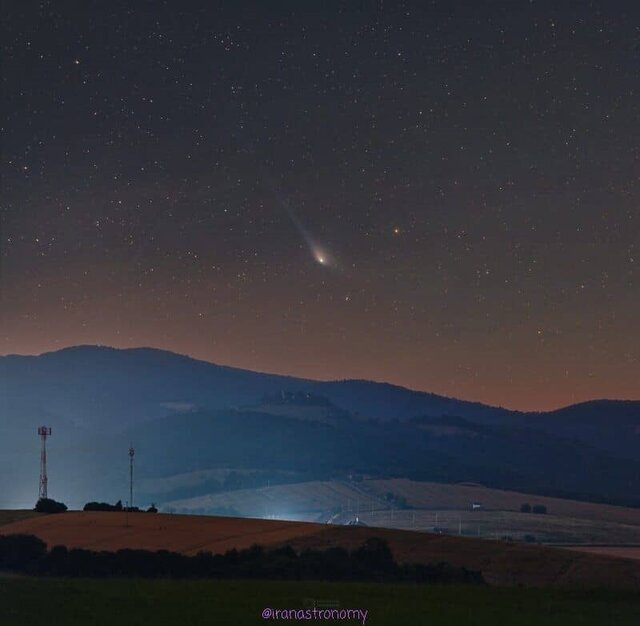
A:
[[471, 502, 482, 510]]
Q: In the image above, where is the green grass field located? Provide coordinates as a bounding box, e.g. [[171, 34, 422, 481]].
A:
[[1, 578, 639, 626]]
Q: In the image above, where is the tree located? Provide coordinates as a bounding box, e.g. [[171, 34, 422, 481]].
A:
[[35, 498, 67, 513], [83, 501, 122, 512], [352, 537, 394, 576], [532, 504, 547, 514], [0, 534, 47, 570], [520, 503, 531, 513]]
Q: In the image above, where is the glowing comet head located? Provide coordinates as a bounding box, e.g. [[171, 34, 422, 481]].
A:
[[285, 207, 336, 268], [312, 246, 332, 267]]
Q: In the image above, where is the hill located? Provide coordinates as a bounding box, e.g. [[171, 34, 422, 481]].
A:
[[365, 479, 640, 526], [0, 511, 323, 555], [158, 478, 640, 525], [1, 345, 639, 509], [528, 400, 640, 462], [2, 345, 637, 438], [0, 345, 513, 430], [124, 408, 640, 507], [159, 478, 640, 544], [1, 511, 639, 589], [0, 510, 43, 526]]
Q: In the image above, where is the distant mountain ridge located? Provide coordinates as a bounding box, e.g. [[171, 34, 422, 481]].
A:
[[0, 345, 517, 429], [1, 345, 638, 458], [1, 344, 637, 422], [1, 345, 638, 509]]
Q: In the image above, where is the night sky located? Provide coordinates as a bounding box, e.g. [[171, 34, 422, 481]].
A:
[[1, 1, 638, 411]]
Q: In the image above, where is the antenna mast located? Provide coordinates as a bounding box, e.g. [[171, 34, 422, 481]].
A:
[[37, 426, 52, 499], [129, 446, 135, 509]]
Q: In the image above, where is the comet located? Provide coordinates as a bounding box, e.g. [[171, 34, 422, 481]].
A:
[[286, 207, 335, 268]]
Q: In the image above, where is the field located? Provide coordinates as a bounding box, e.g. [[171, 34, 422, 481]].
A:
[[562, 546, 640, 561], [2, 578, 640, 626], [366, 479, 640, 526], [161, 477, 640, 544], [0, 510, 43, 526], [163, 479, 381, 520], [285, 525, 640, 589], [0, 511, 324, 554], [2, 511, 640, 589], [346, 508, 640, 544]]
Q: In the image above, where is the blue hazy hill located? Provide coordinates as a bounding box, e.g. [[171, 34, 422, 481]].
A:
[[1, 345, 638, 509]]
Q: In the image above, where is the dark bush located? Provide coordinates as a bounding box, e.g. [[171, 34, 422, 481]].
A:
[[42, 545, 69, 576], [520, 503, 531, 513], [532, 504, 547, 514], [403, 561, 484, 585], [352, 537, 395, 577], [34, 498, 67, 513], [83, 500, 123, 512], [0, 534, 47, 571]]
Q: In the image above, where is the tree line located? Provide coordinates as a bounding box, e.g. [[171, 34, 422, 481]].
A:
[[0, 534, 483, 584]]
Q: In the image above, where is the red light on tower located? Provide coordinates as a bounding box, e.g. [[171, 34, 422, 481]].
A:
[[37, 426, 52, 499]]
